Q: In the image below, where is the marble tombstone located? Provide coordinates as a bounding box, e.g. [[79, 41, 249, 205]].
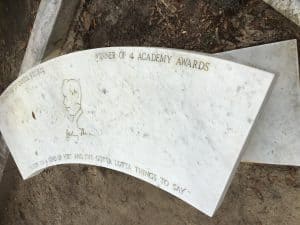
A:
[[0, 47, 274, 216]]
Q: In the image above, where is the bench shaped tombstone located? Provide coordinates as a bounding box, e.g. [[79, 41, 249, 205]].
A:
[[0, 47, 274, 216]]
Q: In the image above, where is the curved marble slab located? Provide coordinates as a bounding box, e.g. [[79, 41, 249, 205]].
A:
[[0, 47, 274, 216]]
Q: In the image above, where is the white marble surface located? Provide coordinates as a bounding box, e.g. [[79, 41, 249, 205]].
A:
[[0, 47, 274, 216], [216, 40, 300, 166]]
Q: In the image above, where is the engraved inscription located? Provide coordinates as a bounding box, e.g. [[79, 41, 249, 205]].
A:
[[93, 49, 211, 72], [137, 52, 172, 64], [62, 79, 95, 142], [176, 57, 210, 71], [2, 67, 45, 98], [29, 153, 188, 196]]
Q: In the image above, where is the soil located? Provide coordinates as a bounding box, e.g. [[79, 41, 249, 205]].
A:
[[0, 0, 300, 224], [0, 0, 40, 93]]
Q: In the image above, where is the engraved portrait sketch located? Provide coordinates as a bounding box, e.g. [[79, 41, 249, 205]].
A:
[[62, 79, 83, 123], [62, 79, 93, 142]]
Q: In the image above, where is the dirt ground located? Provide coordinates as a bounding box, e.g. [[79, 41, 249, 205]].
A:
[[0, 0, 300, 224], [0, 0, 40, 93]]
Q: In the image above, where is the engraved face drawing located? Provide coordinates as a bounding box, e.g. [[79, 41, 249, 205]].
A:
[[62, 79, 82, 122], [62, 79, 96, 142]]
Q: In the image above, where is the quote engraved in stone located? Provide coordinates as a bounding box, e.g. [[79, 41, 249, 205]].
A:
[[0, 47, 274, 216]]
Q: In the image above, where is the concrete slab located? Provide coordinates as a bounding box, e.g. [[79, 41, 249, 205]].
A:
[[216, 40, 300, 166]]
